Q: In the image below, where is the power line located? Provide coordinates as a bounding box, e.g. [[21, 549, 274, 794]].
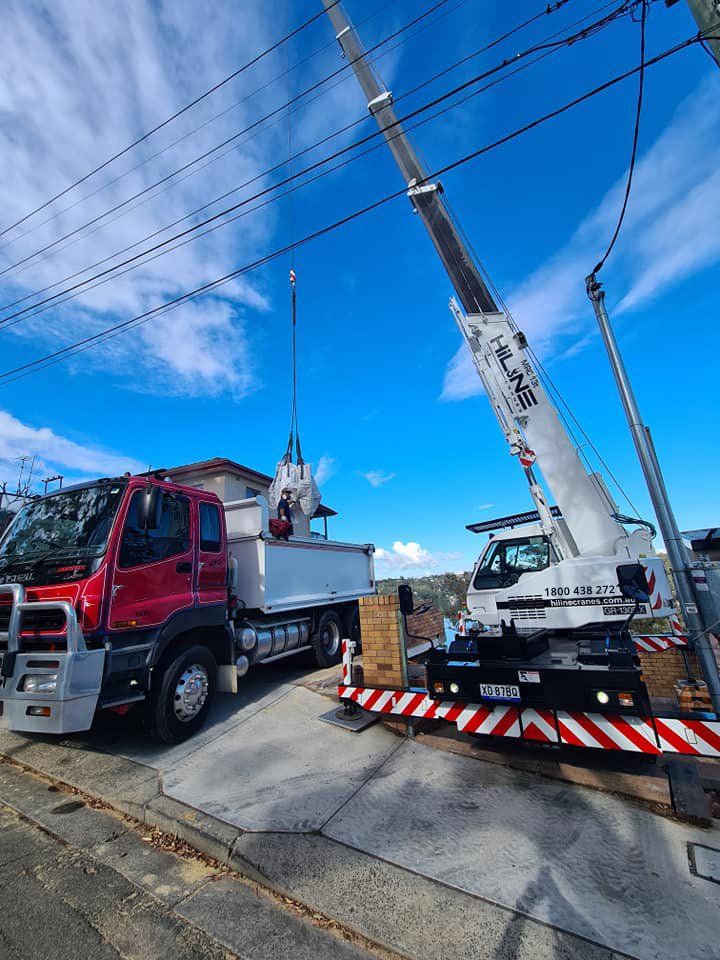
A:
[[591, 0, 648, 275], [0, 0, 487, 310], [1, 42, 576, 334], [0, 1, 631, 328], [0, 0, 404, 255], [0, 31, 702, 386], [0, 1, 343, 242], [0, 0, 459, 283]]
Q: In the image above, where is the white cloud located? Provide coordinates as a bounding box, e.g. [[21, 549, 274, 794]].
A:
[[364, 470, 396, 488], [0, 409, 144, 495], [374, 540, 462, 576], [314, 455, 336, 486], [0, 0, 366, 398], [477, 503, 494, 511], [441, 76, 720, 401]]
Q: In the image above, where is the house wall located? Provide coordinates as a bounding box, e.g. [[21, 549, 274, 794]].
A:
[[169, 469, 268, 504]]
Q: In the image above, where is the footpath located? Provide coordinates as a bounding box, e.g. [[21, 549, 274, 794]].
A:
[[0, 659, 718, 960]]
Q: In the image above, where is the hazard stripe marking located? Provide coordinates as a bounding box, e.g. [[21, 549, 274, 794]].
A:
[[337, 685, 718, 757], [654, 718, 720, 757], [521, 708, 558, 743], [557, 713, 660, 754]]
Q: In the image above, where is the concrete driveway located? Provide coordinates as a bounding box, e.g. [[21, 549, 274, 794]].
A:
[[31, 659, 720, 959]]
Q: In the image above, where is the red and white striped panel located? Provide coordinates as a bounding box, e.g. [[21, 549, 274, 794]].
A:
[[556, 711, 660, 754], [520, 708, 559, 743], [455, 704, 521, 738], [341, 640, 351, 685], [338, 685, 464, 722], [653, 718, 720, 757], [645, 566, 664, 613], [634, 634, 689, 653]]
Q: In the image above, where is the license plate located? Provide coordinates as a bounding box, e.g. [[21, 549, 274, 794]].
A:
[[480, 682, 520, 702]]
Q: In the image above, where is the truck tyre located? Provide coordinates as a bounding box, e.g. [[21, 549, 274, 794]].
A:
[[145, 644, 216, 743], [344, 604, 362, 653], [312, 609, 343, 667]]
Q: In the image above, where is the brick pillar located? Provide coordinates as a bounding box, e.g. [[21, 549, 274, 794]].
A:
[[358, 594, 408, 689], [639, 648, 701, 700]]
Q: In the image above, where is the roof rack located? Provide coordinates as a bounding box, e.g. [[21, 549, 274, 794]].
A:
[[466, 506, 562, 534]]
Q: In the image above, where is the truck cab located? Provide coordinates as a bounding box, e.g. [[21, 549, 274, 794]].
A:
[[467, 522, 672, 633], [0, 474, 375, 743], [0, 476, 234, 741]]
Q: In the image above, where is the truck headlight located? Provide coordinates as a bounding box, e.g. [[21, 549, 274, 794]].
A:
[[22, 674, 58, 694], [595, 690, 610, 706], [449, 682, 460, 695]]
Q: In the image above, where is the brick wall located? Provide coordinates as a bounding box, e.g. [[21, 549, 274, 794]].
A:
[[406, 606, 445, 643], [358, 594, 407, 689], [639, 648, 701, 700]]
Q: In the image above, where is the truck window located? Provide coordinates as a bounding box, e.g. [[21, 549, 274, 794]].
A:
[[473, 537, 549, 589], [119, 491, 190, 568], [199, 502, 221, 553]]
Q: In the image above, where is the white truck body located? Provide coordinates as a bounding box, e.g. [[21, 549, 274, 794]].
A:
[[224, 497, 375, 614]]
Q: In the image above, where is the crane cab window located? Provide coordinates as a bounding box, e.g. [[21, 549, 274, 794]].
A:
[[473, 537, 549, 590]]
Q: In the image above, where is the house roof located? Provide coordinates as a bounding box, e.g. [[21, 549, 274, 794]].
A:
[[146, 457, 337, 518]]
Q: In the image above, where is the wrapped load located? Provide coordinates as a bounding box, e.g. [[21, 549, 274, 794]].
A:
[[268, 458, 321, 538]]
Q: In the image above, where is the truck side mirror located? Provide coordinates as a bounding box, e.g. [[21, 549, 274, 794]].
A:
[[616, 563, 650, 604], [137, 485, 163, 531], [398, 583, 414, 615]]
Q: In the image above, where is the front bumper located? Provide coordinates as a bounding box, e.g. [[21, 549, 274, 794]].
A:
[[0, 584, 105, 735]]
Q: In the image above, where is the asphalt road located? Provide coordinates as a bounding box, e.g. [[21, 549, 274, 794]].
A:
[[0, 764, 378, 960]]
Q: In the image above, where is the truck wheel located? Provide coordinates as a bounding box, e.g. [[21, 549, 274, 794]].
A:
[[145, 645, 216, 743], [344, 604, 362, 652], [312, 610, 343, 668]]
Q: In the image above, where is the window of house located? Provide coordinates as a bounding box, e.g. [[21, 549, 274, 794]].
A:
[[245, 486, 261, 499], [199, 502, 222, 553], [119, 491, 190, 568]]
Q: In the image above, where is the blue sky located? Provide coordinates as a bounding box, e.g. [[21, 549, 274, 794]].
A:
[[0, 0, 717, 576]]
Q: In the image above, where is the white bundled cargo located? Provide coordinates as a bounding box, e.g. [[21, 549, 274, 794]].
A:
[[268, 458, 321, 536]]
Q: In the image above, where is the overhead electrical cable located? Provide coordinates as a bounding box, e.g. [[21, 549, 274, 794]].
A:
[[0, 0, 460, 281], [0, 0, 581, 313], [0, 1, 635, 327], [590, 0, 648, 275], [2, 45, 580, 333], [0, 0, 477, 293], [0, 1, 345, 241], [0, 30, 704, 386], [0, 0, 402, 254]]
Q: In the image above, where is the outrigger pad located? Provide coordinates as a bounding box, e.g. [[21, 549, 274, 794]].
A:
[[319, 705, 379, 733]]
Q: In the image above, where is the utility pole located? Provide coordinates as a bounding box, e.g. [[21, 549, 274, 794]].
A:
[[666, 0, 720, 65], [586, 275, 720, 713]]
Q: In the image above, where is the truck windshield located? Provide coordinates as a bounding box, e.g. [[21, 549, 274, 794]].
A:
[[0, 483, 126, 561], [473, 537, 549, 590]]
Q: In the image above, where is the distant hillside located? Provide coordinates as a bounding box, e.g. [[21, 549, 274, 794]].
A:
[[378, 572, 471, 617]]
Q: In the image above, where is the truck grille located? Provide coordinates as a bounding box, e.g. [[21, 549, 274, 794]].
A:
[[0, 602, 68, 651], [507, 596, 547, 621]]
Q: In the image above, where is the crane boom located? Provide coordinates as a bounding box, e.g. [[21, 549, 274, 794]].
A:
[[322, 0, 628, 560]]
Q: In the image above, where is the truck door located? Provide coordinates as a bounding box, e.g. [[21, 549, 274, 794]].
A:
[[108, 489, 194, 631], [197, 500, 226, 606]]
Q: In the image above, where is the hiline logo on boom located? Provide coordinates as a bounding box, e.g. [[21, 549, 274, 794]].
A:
[[490, 333, 539, 411]]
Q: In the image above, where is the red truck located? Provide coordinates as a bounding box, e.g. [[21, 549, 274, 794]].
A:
[[0, 475, 375, 742]]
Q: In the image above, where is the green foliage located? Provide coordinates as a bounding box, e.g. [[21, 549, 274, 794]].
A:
[[378, 571, 471, 617]]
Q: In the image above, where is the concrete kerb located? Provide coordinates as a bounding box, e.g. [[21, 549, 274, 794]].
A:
[[0, 740, 629, 960]]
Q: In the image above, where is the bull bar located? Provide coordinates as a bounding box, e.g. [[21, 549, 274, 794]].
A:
[[0, 583, 105, 734]]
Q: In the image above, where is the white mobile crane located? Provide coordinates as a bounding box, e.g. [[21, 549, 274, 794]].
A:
[[322, 0, 673, 642]]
